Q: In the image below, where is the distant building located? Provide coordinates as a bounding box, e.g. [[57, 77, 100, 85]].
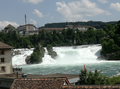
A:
[[17, 15, 39, 36], [0, 41, 13, 75], [65, 25, 96, 32], [17, 24, 35, 32], [4, 24, 16, 33], [38, 28, 65, 34], [39, 28, 64, 32], [17, 24, 38, 36], [38, 25, 96, 34], [65, 25, 73, 29]]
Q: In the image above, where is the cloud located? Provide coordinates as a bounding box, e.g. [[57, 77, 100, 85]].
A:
[[98, 0, 108, 4], [56, 0, 111, 21], [110, 2, 120, 12], [0, 21, 19, 29], [23, 0, 43, 4], [33, 9, 43, 18], [51, 16, 54, 19], [30, 19, 37, 25]]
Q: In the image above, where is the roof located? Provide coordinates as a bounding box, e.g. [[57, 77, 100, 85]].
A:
[[4, 24, 15, 29], [10, 77, 120, 89], [39, 28, 64, 31], [10, 77, 70, 89], [0, 41, 13, 49], [62, 85, 120, 89], [25, 24, 35, 26], [18, 24, 35, 28]]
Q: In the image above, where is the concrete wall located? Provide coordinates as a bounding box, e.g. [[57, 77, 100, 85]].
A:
[[0, 49, 13, 74], [26, 25, 34, 31]]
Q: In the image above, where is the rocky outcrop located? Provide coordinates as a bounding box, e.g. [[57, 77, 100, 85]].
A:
[[27, 45, 45, 64], [47, 45, 57, 59], [25, 56, 31, 64], [50, 51, 57, 59]]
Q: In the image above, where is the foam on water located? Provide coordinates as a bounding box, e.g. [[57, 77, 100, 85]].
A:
[[12, 45, 120, 76], [40, 44, 109, 65]]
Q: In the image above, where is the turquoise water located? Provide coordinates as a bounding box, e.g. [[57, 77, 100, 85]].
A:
[[18, 45, 120, 77]]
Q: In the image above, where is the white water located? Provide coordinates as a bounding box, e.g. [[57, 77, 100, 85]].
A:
[[42, 45, 102, 65], [12, 48, 34, 66], [12, 44, 120, 76]]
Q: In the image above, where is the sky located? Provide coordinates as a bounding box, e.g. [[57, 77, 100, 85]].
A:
[[0, 0, 120, 29]]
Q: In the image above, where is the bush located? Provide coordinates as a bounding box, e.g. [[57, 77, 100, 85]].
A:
[[47, 44, 53, 53], [76, 69, 110, 85], [109, 75, 120, 85], [30, 45, 45, 64], [27, 45, 31, 49], [30, 52, 40, 63]]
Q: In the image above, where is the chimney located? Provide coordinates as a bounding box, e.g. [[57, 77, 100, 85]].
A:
[[25, 14, 27, 25]]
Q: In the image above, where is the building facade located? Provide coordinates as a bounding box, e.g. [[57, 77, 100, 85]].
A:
[[0, 41, 13, 75], [17, 24, 38, 36], [17, 24, 35, 32]]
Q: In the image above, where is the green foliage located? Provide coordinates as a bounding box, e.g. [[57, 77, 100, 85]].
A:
[[27, 45, 31, 49], [30, 45, 45, 64], [0, 21, 118, 48], [47, 45, 53, 53], [101, 20, 120, 60], [39, 21, 117, 29], [109, 75, 120, 85], [76, 69, 109, 85], [30, 52, 40, 63]]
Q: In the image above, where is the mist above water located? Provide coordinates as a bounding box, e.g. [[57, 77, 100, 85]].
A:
[[41, 44, 105, 65]]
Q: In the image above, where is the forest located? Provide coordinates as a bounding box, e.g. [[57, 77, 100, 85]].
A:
[[0, 27, 105, 48], [101, 20, 120, 60], [39, 21, 117, 29]]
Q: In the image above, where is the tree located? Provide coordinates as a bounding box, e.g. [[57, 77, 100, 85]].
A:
[[76, 69, 110, 85], [30, 52, 40, 63]]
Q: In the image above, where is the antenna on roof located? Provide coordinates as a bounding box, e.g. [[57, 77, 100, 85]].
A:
[[25, 14, 27, 25]]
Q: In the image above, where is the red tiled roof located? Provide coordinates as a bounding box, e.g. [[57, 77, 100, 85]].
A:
[[0, 41, 13, 49], [10, 77, 70, 89], [10, 77, 120, 89], [38, 28, 64, 31]]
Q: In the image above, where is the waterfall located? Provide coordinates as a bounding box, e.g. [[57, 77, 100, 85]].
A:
[[41, 44, 103, 65]]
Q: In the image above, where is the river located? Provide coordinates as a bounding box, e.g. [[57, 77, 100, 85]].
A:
[[12, 44, 120, 76]]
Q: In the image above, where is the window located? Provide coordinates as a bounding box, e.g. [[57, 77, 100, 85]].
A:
[[1, 58, 5, 63], [0, 50, 4, 55], [1, 67, 5, 72]]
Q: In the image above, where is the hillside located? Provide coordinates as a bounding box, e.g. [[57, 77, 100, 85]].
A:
[[39, 21, 117, 29]]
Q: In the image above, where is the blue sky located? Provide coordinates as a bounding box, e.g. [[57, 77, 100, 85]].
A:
[[0, 0, 120, 29]]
